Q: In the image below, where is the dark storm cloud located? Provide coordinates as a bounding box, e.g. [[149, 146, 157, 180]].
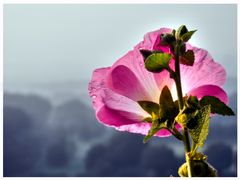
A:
[[4, 93, 108, 177], [3, 92, 237, 177], [4, 93, 52, 122], [46, 137, 77, 168], [207, 92, 237, 145], [83, 132, 181, 177], [204, 143, 236, 177], [4, 106, 44, 177], [50, 99, 107, 141]]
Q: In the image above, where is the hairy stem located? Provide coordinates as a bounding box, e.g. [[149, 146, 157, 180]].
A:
[[174, 44, 193, 177]]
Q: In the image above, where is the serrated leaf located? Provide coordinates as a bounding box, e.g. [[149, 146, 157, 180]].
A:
[[200, 96, 235, 115], [180, 50, 195, 66], [138, 101, 160, 118], [144, 53, 171, 73], [186, 117, 198, 129], [181, 30, 197, 42], [143, 120, 167, 143], [189, 105, 211, 147]]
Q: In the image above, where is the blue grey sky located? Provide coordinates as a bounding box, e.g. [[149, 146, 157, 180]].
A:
[[4, 4, 237, 91]]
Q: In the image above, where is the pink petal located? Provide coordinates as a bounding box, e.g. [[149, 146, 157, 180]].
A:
[[136, 28, 172, 51], [107, 65, 151, 101], [187, 85, 228, 104], [88, 67, 110, 112], [180, 53, 226, 95], [109, 49, 160, 103], [97, 108, 174, 137], [153, 61, 175, 93], [116, 122, 173, 137], [97, 106, 137, 127], [102, 88, 150, 120], [107, 28, 174, 103]]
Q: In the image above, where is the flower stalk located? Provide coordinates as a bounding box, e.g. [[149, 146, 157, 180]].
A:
[[174, 43, 193, 177], [89, 25, 235, 177]]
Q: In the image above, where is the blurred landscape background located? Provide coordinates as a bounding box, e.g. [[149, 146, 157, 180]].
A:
[[3, 4, 237, 177]]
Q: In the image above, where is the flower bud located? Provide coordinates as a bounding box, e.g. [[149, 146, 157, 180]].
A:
[[160, 33, 176, 46], [178, 160, 217, 177]]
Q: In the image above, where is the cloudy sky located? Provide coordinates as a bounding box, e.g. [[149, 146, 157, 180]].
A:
[[4, 4, 237, 91]]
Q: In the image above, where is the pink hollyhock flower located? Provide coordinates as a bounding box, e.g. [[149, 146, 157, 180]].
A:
[[88, 28, 228, 137]]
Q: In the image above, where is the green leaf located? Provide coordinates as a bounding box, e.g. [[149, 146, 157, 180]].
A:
[[200, 96, 235, 115], [138, 101, 160, 118], [176, 25, 188, 39], [144, 53, 171, 73], [143, 120, 167, 143], [181, 30, 197, 42], [180, 50, 195, 66], [189, 105, 211, 147], [187, 117, 198, 129]]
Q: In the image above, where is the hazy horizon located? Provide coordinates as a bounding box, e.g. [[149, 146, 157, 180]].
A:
[[4, 4, 237, 88]]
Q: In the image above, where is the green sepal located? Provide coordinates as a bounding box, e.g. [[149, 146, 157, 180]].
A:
[[159, 86, 174, 105], [143, 119, 168, 143], [178, 159, 217, 177], [180, 50, 195, 66], [186, 96, 199, 108], [142, 117, 153, 123], [200, 96, 235, 115], [139, 49, 163, 62], [175, 113, 188, 127], [138, 101, 160, 118], [159, 86, 178, 119], [189, 105, 211, 148], [175, 96, 199, 128], [184, 95, 199, 114], [179, 43, 186, 55], [181, 30, 197, 42], [141, 86, 181, 143], [176, 25, 188, 40], [160, 33, 176, 45], [144, 53, 172, 73]]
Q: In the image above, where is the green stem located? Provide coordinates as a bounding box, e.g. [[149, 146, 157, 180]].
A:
[[174, 44, 193, 177]]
